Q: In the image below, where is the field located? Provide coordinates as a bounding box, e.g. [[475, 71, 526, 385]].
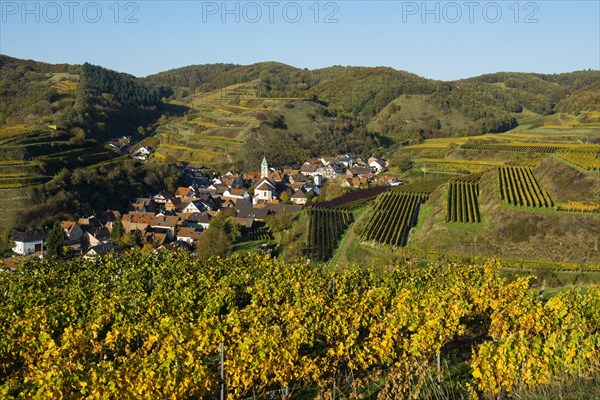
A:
[[361, 191, 428, 247], [344, 112, 600, 269], [149, 80, 319, 168], [306, 208, 353, 262], [446, 174, 481, 223], [2, 251, 599, 399], [555, 151, 600, 171], [555, 201, 600, 213], [498, 166, 553, 208]]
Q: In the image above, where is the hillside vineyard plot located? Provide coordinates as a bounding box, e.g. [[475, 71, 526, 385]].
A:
[[461, 143, 562, 153], [555, 151, 600, 171], [306, 208, 353, 262], [362, 192, 428, 247], [498, 166, 553, 207], [446, 175, 481, 223]]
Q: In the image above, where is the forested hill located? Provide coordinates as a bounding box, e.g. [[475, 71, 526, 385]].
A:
[[146, 63, 600, 139], [2, 54, 599, 143], [0, 55, 164, 141]]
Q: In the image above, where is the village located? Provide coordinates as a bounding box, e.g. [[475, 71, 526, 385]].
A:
[[10, 154, 400, 260]]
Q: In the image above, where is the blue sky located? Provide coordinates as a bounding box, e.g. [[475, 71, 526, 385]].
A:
[[1, 1, 598, 80]]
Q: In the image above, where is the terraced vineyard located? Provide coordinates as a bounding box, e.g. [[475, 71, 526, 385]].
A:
[[419, 158, 503, 174], [555, 151, 600, 171], [446, 174, 481, 223], [461, 143, 563, 153], [498, 166, 553, 207], [361, 192, 428, 247], [0, 161, 50, 188], [306, 208, 354, 262]]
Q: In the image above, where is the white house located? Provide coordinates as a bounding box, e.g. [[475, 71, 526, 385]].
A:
[[369, 159, 386, 174], [176, 227, 204, 245], [153, 191, 172, 204], [131, 146, 151, 161], [180, 212, 210, 230], [315, 164, 338, 179], [61, 221, 84, 247], [181, 201, 205, 214], [223, 188, 249, 200], [12, 230, 46, 256]]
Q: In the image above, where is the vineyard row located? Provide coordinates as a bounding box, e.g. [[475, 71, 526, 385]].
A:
[[362, 192, 428, 248], [498, 166, 553, 208], [306, 208, 353, 262], [446, 178, 480, 223]]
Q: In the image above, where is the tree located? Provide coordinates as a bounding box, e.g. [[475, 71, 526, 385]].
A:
[[279, 191, 290, 203], [265, 213, 294, 233], [268, 114, 287, 129], [120, 229, 142, 248], [111, 218, 124, 242], [209, 213, 241, 242], [392, 152, 415, 173], [45, 221, 66, 259], [195, 229, 231, 261]]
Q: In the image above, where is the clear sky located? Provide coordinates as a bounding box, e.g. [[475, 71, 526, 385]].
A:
[[1, 1, 599, 80]]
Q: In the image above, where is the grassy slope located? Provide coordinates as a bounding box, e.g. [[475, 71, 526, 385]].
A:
[[408, 165, 600, 264], [152, 81, 318, 168], [367, 93, 474, 142], [535, 157, 600, 203]]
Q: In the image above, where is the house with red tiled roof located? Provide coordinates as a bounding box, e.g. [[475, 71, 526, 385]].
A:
[[174, 186, 195, 198], [61, 221, 84, 245], [269, 170, 284, 182], [127, 202, 147, 213], [121, 212, 155, 232], [145, 231, 168, 247], [244, 171, 261, 181]]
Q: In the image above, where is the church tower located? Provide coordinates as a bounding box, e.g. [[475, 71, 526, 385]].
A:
[[261, 156, 269, 179]]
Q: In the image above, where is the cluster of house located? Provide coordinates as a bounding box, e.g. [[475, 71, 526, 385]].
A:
[[297, 155, 400, 188], [10, 154, 400, 259], [12, 211, 121, 259]]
